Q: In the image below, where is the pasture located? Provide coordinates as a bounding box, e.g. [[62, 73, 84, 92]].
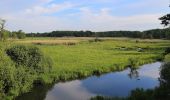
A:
[[14, 37, 170, 82]]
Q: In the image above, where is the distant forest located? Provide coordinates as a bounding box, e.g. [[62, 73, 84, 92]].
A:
[[27, 28, 170, 39]]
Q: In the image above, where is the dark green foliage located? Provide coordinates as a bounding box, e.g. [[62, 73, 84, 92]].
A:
[[0, 46, 25, 99], [0, 19, 6, 41], [91, 96, 125, 100], [1, 30, 10, 41], [159, 14, 170, 27], [0, 60, 16, 99], [127, 58, 138, 67], [127, 89, 154, 100], [164, 47, 170, 55], [15, 84, 54, 100], [12, 30, 26, 39], [6, 45, 52, 73], [127, 63, 170, 100], [160, 62, 170, 83], [0, 44, 53, 99], [27, 28, 170, 40]]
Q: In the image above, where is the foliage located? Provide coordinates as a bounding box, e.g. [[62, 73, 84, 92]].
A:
[[1, 30, 10, 41], [6, 45, 52, 74], [164, 47, 170, 55], [165, 54, 170, 62], [27, 28, 170, 39], [159, 14, 170, 27], [91, 96, 125, 100], [160, 62, 170, 83], [127, 89, 154, 100], [0, 50, 16, 99], [0, 18, 6, 41], [12, 30, 26, 39], [0, 43, 53, 99]]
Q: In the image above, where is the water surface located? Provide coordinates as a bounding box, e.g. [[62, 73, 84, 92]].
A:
[[16, 62, 161, 100]]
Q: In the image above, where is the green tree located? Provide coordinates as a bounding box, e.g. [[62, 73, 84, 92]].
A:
[[11, 32, 17, 39], [159, 14, 170, 27], [0, 18, 6, 41], [1, 30, 10, 41], [14, 30, 26, 39]]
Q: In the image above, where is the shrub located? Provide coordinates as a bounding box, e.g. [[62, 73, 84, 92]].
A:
[[0, 47, 16, 99], [12, 30, 26, 39], [127, 58, 138, 68], [164, 54, 170, 62], [164, 47, 170, 55], [6, 45, 52, 74], [160, 62, 170, 83]]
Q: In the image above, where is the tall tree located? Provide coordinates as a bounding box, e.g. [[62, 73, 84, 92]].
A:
[[159, 14, 170, 27], [0, 18, 6, 40]]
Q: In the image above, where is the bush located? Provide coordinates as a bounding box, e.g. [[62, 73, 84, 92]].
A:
[[0, 48, 37, 99], [160, 62, 170, 83], [6, 45, 52, 73], [0, 47, 16, 99], [0, 44, 53, 99], [12, 30, 26, 39], [164, 47, 170, 55], [165, 54, 170, 62], [127, 58, 138, 68]]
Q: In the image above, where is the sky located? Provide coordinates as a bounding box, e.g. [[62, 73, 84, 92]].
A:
[[0, 0, 169, 33]]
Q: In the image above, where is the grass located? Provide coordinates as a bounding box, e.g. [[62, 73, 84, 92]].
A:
[[165, 54, 170, 62], [0, 37, 167, 99], [13, 37, 170, 83]]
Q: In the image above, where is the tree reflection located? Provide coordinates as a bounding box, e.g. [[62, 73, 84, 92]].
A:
[[91, 62, 170, 100], [128, 62, 170, 100], [128, 66, 139, 79], [15, 83, 54, 100]]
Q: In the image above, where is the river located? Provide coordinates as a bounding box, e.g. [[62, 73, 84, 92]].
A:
[[16, 62, 162, 100]]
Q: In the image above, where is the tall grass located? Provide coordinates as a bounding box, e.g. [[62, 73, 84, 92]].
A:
[[33, 38, 170, 82], [1, 38, 169, 99]]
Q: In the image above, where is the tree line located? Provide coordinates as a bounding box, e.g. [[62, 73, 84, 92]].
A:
[[0, 18, 26, 41], [27, 28, 170, 39]]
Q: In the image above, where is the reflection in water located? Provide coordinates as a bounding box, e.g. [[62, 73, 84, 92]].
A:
[[16, 62, 161, 100], [128, 67, 139, 79], [16, 84, 54, 100], [127, 62, 170, 100], [45, 81, 95, 100]]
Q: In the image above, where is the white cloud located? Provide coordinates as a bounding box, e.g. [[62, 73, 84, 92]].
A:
[[3, 9, 163, 33], [0, 0, 166, 32], [77, 7, 163, 31], [45, 80, 95, 100], [25, 2, 75, 15]]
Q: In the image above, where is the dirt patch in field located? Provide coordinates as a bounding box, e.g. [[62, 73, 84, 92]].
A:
[[16, 39, 79, 45]]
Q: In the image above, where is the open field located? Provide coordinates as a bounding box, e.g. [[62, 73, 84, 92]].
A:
[[1, 37, 170, 99], [14, 37, 170, 82]]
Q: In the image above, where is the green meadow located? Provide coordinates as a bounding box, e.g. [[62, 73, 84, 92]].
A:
[[1, 37, 170, 99], [15, 37, 170, 82]]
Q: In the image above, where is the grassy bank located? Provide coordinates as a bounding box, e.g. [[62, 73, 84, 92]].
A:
[[16, 38, 170, 83], [1, 37, 170, 99]]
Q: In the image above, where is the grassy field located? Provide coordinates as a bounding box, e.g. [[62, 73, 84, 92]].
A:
[[13, 37, 170, 82]]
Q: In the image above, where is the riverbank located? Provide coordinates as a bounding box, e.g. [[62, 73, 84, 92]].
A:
[[36, 38, 169, 83], [1, 38, 170, 99], [16, 62, 162, 100]]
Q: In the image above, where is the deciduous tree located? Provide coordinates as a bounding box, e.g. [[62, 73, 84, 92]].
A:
[[0, 18, 6, 40]]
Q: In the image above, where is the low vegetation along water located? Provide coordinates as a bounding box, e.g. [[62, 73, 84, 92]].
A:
[[16, 62, 161, 100], [1, 38, 170, 100]]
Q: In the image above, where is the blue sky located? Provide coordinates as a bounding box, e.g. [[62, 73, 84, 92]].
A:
[[0, 0, 169, 32]]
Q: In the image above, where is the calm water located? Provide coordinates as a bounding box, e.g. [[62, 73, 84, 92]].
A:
[[16, 62, 162, 100]]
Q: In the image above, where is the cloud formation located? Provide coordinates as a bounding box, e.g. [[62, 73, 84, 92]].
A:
[[25, 2, 75, 15], [0, 0, 168, 32]]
